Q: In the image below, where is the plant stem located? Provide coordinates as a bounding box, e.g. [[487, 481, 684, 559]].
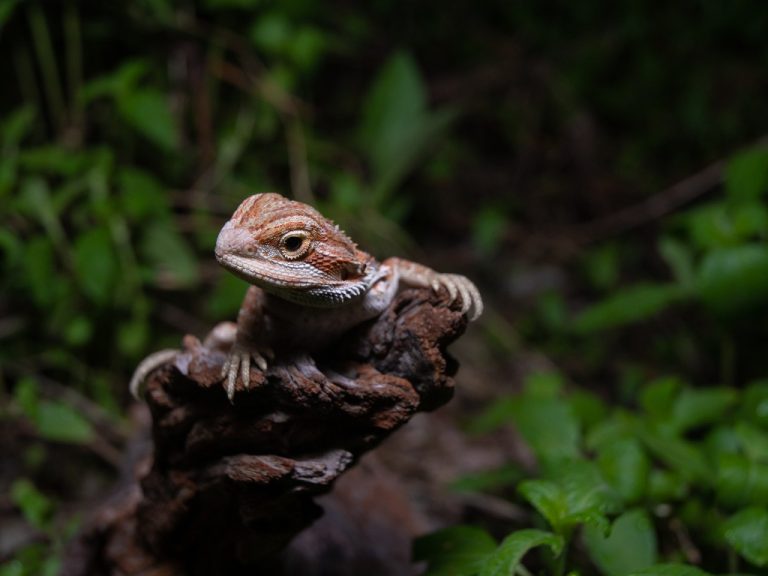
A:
[[64, 0, 83, 139], [721, 332, 735, 388], [27, 1, 67, 135], [554, 533, 570, 576], [13, 43, 42, 131]]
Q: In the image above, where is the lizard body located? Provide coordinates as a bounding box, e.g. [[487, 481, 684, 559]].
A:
[[130, 193, 482, 401]]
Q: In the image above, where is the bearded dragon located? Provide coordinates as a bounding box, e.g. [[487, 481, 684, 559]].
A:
[[130, 193, 482, 402]]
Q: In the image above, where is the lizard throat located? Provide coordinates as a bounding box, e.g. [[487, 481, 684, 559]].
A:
[[216, 253, 376, 308]]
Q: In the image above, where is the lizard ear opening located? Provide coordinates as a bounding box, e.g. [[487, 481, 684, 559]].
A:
[[279, 231, 312, 260]]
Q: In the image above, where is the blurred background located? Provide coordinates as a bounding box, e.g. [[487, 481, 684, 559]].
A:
[[2, 1, 768, 574]]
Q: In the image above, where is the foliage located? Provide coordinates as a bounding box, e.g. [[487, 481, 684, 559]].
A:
[[2, 0, 768, 573], [417, 371, 768, 575]]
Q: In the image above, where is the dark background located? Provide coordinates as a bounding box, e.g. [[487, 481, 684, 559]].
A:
[[1, 1, 768, 574]]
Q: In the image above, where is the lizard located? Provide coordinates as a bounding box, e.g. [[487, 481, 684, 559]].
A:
[[129, 192, 482, 402]]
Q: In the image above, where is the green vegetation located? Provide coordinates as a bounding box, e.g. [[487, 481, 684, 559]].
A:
[[1, 0, 768, 574]]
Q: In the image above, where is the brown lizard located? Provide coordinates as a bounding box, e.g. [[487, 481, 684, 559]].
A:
[[130, 193, 482, 401]]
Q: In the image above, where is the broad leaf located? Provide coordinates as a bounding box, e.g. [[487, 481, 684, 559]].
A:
[[118, 88, 178, 151], [627, 564, 711, 576], [10, 479, 53, 530], [520, 461, 618, 534], [479, 529, 563, 576], [34, 401, 95, 444], [696, 244, 768, 317], [597, 438, 650, 503], [726, 145, 768, 201], [670, 387, 736, 433], [358, 51, 454, 195], [413, 526, 496, 576], [74, 227, 117, 305], [638, 425, 712, 485], [583, 509, 657, 576], [141, 221, 199, 288], [716, 454, 768, 508], [573, 283, 685, 333], [724, 507, 768, 566]]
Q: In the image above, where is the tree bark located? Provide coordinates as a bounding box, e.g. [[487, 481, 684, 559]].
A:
[[63, 287, 468, 576]]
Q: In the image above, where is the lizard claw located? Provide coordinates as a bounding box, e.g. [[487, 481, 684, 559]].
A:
[[221, 343, 270, 402], [431, 273, 484, 321]]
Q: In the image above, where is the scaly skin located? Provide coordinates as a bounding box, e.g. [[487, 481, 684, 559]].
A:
[[130, 193, 482, 401]]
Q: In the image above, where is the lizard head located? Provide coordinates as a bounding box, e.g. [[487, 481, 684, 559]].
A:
[[215, 193, 379, 307]]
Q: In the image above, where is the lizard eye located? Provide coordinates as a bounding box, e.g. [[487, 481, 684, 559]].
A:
[[279, 231, 311, 259]]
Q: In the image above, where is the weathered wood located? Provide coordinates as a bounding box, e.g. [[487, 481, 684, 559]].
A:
[[63, 287, 467, 576]]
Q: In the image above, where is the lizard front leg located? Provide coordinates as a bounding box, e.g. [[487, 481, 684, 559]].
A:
[[221, 285, 273, 402], [383, 257, 483, 321]]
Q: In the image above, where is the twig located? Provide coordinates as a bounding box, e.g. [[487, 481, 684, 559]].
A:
[[670, 517, 701, 565], [27, 3, 67, 135], [286, 118, 313, 204], [573, 158, 724, 244], [568, 135, 768, 247]]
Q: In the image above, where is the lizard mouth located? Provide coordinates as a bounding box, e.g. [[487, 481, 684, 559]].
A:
[[215, 252, 370, 307]]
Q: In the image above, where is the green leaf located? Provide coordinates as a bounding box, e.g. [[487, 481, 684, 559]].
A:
[[569, 389, 607, 430], [358, 51, 454, 195], [18, 146, 90, 175], [741, 381, 768, 427], [640, 376, 682, 420], [14, 377, 40, 421], [597, 438, 650, 503], [413, 526, 496, 576], [470, 371, 580, 466], [696, 244, 768, 317], [583, 243, 620, 291], [583, 509, 657, 576], [80, 60, 148, 102], [716, 454, 768, 508], [450, 464, 524, 494], [647, 470, 688, 502], [117, 167, 169, 221], [479, 530, 563, 576], [520, 462, 618, 534], [726, 145, 768, 201], [472, 207, 507, 256], [0, 0, 21, 30], [141, 221, 199, 288], [518, 479, 566, 531], [734, 422, 768, 462], [207, 272, 248, 318], [117, 317, 149, 357], [723, 507, 768, 567], [73, 227, 117, 304], [22, 237, 56, 307], [627, 564, 712, 576], [638, 425, 712, 485], [117, 88, 178, 151], [34, 400, 94, 444], [573, 283, 685, 333], [2, 105, 35, 148], [658, 236, 694, 286], [289, 27, 328, 71], [64, 316, 93, 346], [670, 387, 736, 433], [10, 479, 53, 530], [249, 12, 291, 54]]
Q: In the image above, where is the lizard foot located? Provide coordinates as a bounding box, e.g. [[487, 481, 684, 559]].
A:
[[388, 259, 483, 321], [220, 342, 273, 402], [428, 273, 483, 321]]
